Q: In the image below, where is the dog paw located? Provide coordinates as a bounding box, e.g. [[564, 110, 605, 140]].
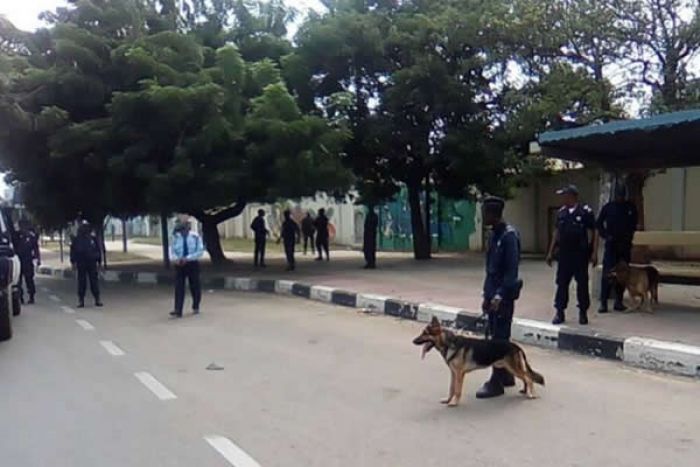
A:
[[526, 393, 538, 400], [447, 401, 459, 407], [440, 398, 451, 404]]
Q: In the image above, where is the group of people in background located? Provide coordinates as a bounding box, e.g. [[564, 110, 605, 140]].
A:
[[251, 208, 331, 271]]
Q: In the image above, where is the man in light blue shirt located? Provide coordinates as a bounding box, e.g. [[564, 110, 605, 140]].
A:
[[170, 215, 204, 318]]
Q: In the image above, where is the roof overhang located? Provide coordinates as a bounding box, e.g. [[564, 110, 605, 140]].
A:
[[538, 109, 700, 170]]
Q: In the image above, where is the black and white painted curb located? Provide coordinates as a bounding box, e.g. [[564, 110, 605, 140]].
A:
[[38, 265, 700, 379]]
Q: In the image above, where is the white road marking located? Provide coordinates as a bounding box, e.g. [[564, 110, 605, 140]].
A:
[[204, 435, 262, 467], [134, 372, 177, 401], [61, 306, 76, 314], [100, 340, 125, 356], [49, 295, 61, 302], [75, 319, 95, 331]]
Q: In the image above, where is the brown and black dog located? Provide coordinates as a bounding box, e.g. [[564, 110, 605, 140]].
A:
[[609, 261, 660, 312], [412, 317, 544, 407]]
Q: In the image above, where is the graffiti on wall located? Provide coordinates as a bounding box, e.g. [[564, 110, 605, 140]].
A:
[[378, 187, 476, 252]]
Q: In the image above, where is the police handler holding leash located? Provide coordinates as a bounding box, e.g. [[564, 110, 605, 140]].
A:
[[547, 185, 597, 325], [477, 196, 523, 399]]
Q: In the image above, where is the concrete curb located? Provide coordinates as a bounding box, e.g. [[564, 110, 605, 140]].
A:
[[38, 265, 700, 379]]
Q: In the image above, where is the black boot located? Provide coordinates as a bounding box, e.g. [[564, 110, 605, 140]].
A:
[[498, 368, 516, 388], [613, 301, 627, 312], [552, 310, 565, 325], [579, 311, 589, 325], [598, 302, 608, 313], [476, 369, 505, 399], [28, 295, 35, 305], [77, 300, 85, 309]]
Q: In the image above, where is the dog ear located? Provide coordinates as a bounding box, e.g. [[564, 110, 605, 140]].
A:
[[430, 316, 440, 326]]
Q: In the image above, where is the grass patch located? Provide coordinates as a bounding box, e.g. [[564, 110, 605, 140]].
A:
[[105, 251, 150, 263]]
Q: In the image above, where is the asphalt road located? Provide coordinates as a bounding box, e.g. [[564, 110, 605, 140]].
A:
[[1, 278, 699, 467]]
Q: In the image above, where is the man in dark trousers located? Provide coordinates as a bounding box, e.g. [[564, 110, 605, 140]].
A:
[[363, 206, 379, 269], [15, 219, 41, 304], [546, 185, 597, 325], [301, 212, 315, 255], [314, 208, 330, 261], [597, 184, 638, 312], [250, 209, 269, 267], [170, 216, 204, 318], [279, 210, 300, 271], [477, 197, 522, 399], [70, 222, 103, 308]]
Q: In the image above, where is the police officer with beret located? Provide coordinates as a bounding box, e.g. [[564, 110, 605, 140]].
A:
[[15, 219, 41, 304], [546, 185, 597, 325], [477, 196, 523, 399], [596, 184, 638, 313]]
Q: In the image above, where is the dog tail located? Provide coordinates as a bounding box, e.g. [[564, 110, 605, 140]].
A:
[[514, 343, 545, 386], [646, 266, 660, 304]]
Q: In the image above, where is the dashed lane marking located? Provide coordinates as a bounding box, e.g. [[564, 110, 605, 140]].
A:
[[134, 372, 177, 401], [204, 435, 262, 467]]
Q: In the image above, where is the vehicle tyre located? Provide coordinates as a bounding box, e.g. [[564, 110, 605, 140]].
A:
[[0, 292, 11, 342], [12, 287, 20, 316]]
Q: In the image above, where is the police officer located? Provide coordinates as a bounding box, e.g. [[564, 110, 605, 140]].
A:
[[70, 222, 103, 308], [250, 209, 269, 268], [15, 219, 40, 304], [477, 197, 522, 399], [314, 208, 330, 261], [301, 212, 315, 255], [170, 215, 204, 318], [363, 206, 379, 269], [597, 184, 638, 312], [546, 185, 597, 325], [279, 210, 300, 271]]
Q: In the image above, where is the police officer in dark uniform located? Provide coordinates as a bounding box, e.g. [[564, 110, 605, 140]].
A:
[[70, 222, 103, 308], [250, 209, 269, 267], [596, 184, 638, 312], [546, 185, 597, 325], [279, 210, 300, 271], [363, 206, 379, 269], [15, 219, 41, 304], [314, 208, 330, 261], [477, 197, 522, 399]]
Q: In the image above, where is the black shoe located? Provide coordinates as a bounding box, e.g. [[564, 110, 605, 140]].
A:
[[500, 371, 516, 388], [315, 257, 322, 261], [169, 311, 183, 318], [476, 381, 505, 399], [20, 297, 25, 305], [598, 304, 608, 313], [613, 303, 627, 312], [77, 302, 85, 309], [95, 301, 103, 307], [28, 296, 35, 305], [552, 312, 565, 325], [579, 314, 589, 325], [192, 309, 200, 315]]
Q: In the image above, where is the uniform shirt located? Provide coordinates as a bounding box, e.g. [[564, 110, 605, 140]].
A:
[[364, 211, 379, 244], [70, 233, 101, 265], [171, 230, 204, 262], [15, 230, 40, 263], [250, 217, 268, 240], [596, 201, 638, 244], [556, 204, 595, 254], [281, 219, 300, 243], [314, 215, 329, 239], [301, 216, 315, 236], [483, 223, 521, 301]]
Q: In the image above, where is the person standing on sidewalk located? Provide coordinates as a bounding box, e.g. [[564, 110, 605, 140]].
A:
[[363, 206, 379, 269], [251, 209, 269, 267], [314, 208, 330, 261], [70, 222, 103, 308], [596, 184, 637, 313], [15, 219, 40, 304], [279, 210, 300, 271], [301, 212, 315, 255], [476, 197, 522, 399], [546, 185, 597, 325], [170, 216, 204, 318]]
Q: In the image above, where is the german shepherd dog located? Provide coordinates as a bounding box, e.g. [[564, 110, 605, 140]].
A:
[[609, 260, 660, 312], [412, 317, 545, 407]]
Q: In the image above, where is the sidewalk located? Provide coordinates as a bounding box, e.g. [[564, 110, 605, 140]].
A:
[[44, 240, 700, 348]]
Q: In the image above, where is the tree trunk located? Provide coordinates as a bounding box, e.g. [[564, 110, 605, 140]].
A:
[[407, 181, 431, 260], [121, 218, 128, 253], [201, 217, 225, 264], [191, 200, 247, 265], [160, 212, 170, 269]]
